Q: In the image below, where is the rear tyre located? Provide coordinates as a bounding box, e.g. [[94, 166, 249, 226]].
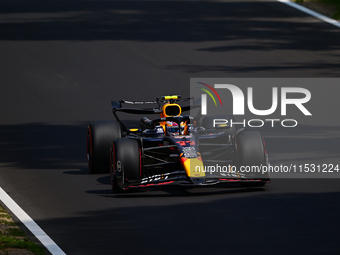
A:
[[236, 131, 268, 182], [87, 121, 121, 174], [111, 138, 141, 192]]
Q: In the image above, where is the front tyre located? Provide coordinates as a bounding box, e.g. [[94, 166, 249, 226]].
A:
[[110, 144, 120, 192], [111, 138, 141, 192], [236, 131, 269, 183]]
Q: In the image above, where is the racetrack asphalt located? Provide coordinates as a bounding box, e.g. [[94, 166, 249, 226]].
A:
[[0, 0, 340, 254]]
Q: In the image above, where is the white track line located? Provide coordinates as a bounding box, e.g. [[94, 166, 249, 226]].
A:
[[0, 187, 66, 255], [277, 0, 340, 28]]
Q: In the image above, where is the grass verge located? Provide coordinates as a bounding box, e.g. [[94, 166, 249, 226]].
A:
[[294, 0, 340, 19], [0, 205, 45, 255]]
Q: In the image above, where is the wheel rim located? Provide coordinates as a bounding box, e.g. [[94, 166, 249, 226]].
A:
[[86, 126, 93, 170], [110, 144, 116, 190]]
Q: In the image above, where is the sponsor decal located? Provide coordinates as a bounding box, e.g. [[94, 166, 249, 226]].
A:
[[182, 147, 197, 158], [140, 173, 170, 184], [116, 161, 122, 172]]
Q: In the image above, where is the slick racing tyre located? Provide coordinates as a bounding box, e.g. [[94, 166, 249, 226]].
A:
[[236, 131, 265, 166], [236, 131, 268, 185], [87, 121, 121, 174], [111, 138, 141, 192]]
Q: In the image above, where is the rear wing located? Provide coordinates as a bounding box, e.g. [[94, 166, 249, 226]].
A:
[[111, 96, 200, 131], [111, 100, 161, 115]]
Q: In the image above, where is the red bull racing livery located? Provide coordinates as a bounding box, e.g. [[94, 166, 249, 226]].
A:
[[86, 95, 270, 192]]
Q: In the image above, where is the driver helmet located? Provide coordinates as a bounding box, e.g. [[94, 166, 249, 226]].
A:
[[165, 121, 185, 136]]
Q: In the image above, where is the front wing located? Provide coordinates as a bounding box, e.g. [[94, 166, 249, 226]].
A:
[[120, 170, 270, 190]]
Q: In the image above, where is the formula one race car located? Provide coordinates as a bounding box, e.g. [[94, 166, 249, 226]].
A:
[[87, 95, 270, 192]]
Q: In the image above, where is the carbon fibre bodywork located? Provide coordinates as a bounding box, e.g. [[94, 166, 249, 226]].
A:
[[105, 96, 270, 191]]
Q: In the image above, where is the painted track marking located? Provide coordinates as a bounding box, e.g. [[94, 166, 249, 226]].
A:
[[0, 187, 66, 255], [278, 0, 340, 28]]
